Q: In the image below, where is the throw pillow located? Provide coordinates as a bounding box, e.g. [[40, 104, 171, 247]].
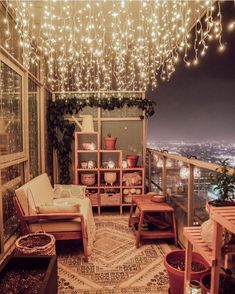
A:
[[53, 184, 86, 199]]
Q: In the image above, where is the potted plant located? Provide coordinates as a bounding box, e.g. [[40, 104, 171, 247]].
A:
[[164, 250, 210, 294], [208, 159, 235, 207], [201, 159, 235, 253], [104, 133, 117, 150], [200, 268, 235, 294]]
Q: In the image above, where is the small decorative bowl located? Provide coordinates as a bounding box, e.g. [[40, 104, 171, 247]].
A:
[[82, 143, 96, 150], [151, 195, 166, 203], [87, 160, 96, 168], [81, 161, 88, 168]]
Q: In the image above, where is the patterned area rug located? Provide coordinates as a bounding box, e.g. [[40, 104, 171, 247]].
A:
[[57, 215, 171, 294]]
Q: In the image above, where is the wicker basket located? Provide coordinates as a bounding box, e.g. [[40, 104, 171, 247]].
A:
[[15, 233, 56, 256], [100, 193, 120, 205], [88, 193, 99, 206]]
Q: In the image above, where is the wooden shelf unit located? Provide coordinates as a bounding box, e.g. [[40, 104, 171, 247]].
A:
[[183, 206, 235, 294], [74, 131, 145, 214], [122, 168, 145, 208]]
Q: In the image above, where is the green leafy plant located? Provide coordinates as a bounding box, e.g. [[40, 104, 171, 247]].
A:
[[107, 132, 112, 138], [48, 96, 155, 183], [209, 159, 235, 205]]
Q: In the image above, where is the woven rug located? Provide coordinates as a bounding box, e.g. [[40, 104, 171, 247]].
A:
[[57, 215, 171, 294]]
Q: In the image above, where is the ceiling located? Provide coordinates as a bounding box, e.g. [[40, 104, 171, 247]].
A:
[[7, 1, 219, 92]]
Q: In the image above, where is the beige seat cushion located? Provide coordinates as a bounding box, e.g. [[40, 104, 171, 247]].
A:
[[29, 218, 82, 232], [15, 173, 54, 215], [36, 203, 80, 214]]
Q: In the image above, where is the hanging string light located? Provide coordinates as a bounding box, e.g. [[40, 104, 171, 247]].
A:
[[3, 0, 226, 92]]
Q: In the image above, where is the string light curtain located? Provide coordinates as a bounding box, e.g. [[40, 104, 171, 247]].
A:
[[4, 0, 224, 92]]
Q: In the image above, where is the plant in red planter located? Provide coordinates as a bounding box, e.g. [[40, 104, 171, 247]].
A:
[[208, 158, 235, 207], [200, 268, 235, 294], [201, 159, 235, 248], [104, 133, 117, 150], [164, 250, 209, 294]]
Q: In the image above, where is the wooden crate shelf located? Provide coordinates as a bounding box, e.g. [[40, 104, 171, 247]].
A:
[[184, 206, 235, 294], [184, 227, 213, 266], [210, 206, 235, 234], [74, 131, 145, 215]]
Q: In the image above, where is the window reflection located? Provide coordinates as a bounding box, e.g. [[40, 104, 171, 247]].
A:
[[28, 78, 39, 178], [1, 164, 23, 241], [0, 61, 23, 155]]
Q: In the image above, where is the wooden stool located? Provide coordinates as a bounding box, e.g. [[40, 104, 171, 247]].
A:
[[129, 195, 177, 247]]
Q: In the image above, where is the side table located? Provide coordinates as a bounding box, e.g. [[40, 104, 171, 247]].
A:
[[129, 196, 177, 248]]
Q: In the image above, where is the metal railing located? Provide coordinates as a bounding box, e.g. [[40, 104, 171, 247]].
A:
[[146, 148, 233, 246]]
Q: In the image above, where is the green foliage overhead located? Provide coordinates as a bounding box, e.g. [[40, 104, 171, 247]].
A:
[[48, 96, 156, 183]]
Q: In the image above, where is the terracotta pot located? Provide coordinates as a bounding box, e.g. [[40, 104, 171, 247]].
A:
[[126, 155, 139, 168], [200, 273, 235, 294], [206, 200, 235, 212], [104, 137, 117, 150], [81, 173, 96, 186], [104, 172, 117, 185], [164, 250, 210, 294]]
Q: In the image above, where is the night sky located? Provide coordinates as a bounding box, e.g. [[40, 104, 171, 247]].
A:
[[147, 1, 235, 143]]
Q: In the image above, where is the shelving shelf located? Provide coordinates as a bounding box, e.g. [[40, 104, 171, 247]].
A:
[[77, 168, 98, 171], [77, 150, 98, 153], [122, 185, 143, 189], [100, 168, 121, 171], [184, 206, 235, 294], [123, 167, 144, 171], [74, 131, 145, 214]]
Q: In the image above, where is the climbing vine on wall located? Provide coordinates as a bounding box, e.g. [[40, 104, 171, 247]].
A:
[[48, 96, 156, 183]]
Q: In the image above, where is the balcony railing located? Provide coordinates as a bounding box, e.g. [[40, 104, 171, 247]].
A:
[[146, 148, 233, 246]]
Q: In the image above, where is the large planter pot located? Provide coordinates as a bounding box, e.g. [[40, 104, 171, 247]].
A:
[[164, 250, 209, 294], [104, 137, 117, 150], [206, 200, 235, 212], [0, 255, 57, 294], [200, 273, 235, 294]]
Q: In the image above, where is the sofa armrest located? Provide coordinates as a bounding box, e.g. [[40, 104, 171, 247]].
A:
[[24, 213, 85, 222]]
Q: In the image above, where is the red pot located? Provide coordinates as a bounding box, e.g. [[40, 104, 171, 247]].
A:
[[164, 250, 209, 294], [126, 155, 139, 168], [104, 137, 117, 150], [200, 273, 235, 294]]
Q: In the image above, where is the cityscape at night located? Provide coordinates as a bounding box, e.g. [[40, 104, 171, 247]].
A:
[[147, 140, 235, 167], [147, 1, 235, 168]]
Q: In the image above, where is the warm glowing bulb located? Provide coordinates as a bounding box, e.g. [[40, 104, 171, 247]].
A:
[[218, 45, 225, 52], [228, 21, 235, 31]]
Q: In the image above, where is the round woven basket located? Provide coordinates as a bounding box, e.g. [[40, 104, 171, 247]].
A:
[[15, 233, 56, 256]]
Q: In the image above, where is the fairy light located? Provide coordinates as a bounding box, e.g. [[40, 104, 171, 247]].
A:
[[4, 0, 226, 92]]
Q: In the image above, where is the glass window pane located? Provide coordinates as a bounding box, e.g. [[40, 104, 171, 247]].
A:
[[44, 90, 53, 178], [28, 78, 39, 178], [0, 3, 23, 64], [1, 163, 24, 242], [0, 61, 23, 155]]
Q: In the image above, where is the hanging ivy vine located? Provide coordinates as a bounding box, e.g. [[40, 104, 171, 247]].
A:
[[48, 96, 156, 184]]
